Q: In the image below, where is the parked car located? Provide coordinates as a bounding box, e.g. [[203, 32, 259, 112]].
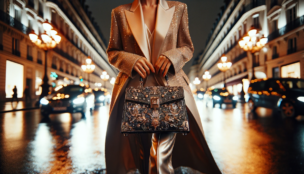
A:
[[207, 88, 238, 108], [247, 78, 304, 118], [40, 84, 95, 116], [93, 88, 106, 106]]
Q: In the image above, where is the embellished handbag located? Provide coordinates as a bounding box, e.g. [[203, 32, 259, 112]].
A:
[[121, 76, 189, 135]]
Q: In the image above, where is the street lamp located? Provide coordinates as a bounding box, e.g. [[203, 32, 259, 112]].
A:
[[238, 25, 268, 80], [217, 54, 232, 88], [202, 70, 211, 91], [29, 19, 61, 101], [100, 71, 109, 90], [81, 56, 95, 87]]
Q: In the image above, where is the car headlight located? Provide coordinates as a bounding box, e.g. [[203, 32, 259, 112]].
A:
[[233, 96, 238, 101], [297, 96, 304, 102], [40, 98, 49, 105], [73, 97, 85, 104], [198, 93, 204, 99], [213, 95, 221, 101], [99, 95, 105, 101]]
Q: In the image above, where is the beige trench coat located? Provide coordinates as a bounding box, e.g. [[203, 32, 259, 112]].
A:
[[105, 0, 222, 173]]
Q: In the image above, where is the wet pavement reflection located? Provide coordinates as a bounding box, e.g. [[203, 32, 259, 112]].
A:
[[0, 102, 304, 173]]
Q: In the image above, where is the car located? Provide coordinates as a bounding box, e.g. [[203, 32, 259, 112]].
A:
[[207, 88, 238, 108], [40, 84, 95, 116], [247, 78, 304, 118], [93, 88, 106, 106]]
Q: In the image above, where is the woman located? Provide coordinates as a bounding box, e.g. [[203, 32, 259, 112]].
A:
[[105, 0, 222, 173]]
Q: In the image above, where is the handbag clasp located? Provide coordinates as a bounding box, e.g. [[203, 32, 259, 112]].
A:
[[150, 97, 160, 109]]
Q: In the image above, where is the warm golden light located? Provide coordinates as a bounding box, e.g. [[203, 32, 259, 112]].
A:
[[202, 70, 211, 80], [29, 30, 38, 42], [217, 54, 232, 72], [42, 19, 52, 31], [193, 77, 201, 85], [41, 32, 51, 43], [53, 35, 61, 44], [100, 71, 110, 80]]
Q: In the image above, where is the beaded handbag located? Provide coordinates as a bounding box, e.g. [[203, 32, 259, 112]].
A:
[[121, 76, 189, 135]]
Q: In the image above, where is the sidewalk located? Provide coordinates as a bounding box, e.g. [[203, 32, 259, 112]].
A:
[[0, 100, 39, 113]]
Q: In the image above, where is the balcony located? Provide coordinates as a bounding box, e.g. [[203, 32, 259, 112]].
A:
[[272, 53, 279, 59], [0, 10, 30, 35], [268, 15, 304, 42], [232, 51, 247, 64], [12, 50, 20, 57], [37, 59, 42, 64], [27, 55, 33, 61]]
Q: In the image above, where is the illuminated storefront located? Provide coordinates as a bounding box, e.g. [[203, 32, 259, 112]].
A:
[[281, 62, 301, 78], [5, 60, 24, 98]]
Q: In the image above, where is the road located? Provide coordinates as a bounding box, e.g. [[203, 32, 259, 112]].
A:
[[0, 101, 304, 174]]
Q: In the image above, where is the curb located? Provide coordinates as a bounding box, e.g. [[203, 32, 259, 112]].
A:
[[0, 107, 39, 113]]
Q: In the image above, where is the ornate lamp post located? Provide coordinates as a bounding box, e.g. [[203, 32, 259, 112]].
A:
[[100, 71, 110, 90], [81, 56, 95, 87], [29, 19, 61, 101], [202, 70, 211, 91], [238, 25, 268, 80], [217, 54, 232, 88]]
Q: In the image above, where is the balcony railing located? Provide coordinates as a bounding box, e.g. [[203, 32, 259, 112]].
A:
[[232, 51, 247, 64], [268, 15, 304, 42], [0, 10, 30, 35], [201, 0, 266, 68], [27, 55, 33, 61], [272, 53, 279, 59], [52, 47, 81, 66], [12, 50, 20, 57], [59, 68, 64, 72], [65, 70, 69, 74]]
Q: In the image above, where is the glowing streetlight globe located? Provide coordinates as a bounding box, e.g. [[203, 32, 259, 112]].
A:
[[193, 77, 201, 85]]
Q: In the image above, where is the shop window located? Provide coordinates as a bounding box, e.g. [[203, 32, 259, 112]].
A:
[[281, 62, 300, 78], [286, 6, 296, 24], [12, 38, 20, 56], [287, 38, 297, 54], [27, 45, 33, 61], [6, 60, 24, 98], [272, 46, 279, 59]]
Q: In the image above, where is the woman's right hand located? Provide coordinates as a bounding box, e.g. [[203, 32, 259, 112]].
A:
[[134, 57, 155, 78]]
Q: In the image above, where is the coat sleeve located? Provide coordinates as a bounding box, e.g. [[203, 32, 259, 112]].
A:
[[106, 9, 142, 78], [160, 4, 194, 74]]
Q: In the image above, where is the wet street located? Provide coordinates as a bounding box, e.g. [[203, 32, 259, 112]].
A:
[[1, 101, 304, 174]]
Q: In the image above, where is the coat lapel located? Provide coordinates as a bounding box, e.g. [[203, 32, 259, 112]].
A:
[[151, 1, 175, 65], [124, 0, 175, 63]]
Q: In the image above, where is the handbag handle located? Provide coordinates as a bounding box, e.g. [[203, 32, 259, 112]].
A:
[[140, 75, 169, 87]]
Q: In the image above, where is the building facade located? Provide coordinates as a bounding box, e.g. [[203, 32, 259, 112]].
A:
[[189, 0, 304, 96], [0, 0, 117, 101]]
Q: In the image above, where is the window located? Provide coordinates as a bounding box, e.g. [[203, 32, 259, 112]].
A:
[[244, 23, 247, 33], [37, 51, 42, 64], [51, 10, 57, 24], [272, 67, 279, 78], [253, 15, 259, 28], [281, 62, 300, 78], [28, 0, 34, 8], [271, 0, 278, 8], [27, 45, 33, 61], [38, 1, 43, 17], [254, 54, 259, 66], [287, 38, 297, 54], [52, 56, 57, 69], [14, 8, 21, 21], [238, 29, 242, 38], [272, 46, 278, 59], [12, 38, 20, 56], [272, 20, 278, 32], [287, 6, 296, 23], [0, 31, 3, 50], [28, 19, 33, 30]]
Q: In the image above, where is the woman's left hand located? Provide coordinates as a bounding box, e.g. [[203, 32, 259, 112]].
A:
[[154, 55, 172, 77]]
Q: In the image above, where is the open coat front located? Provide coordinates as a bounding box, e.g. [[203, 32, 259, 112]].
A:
[[105, 0, 222, 173]]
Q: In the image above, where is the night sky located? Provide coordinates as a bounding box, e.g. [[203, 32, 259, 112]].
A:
[[86, 0, 224, 74]]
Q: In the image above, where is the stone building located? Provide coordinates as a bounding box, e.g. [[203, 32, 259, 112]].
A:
[[189, 0, 304, 96], [0, 0, 116, 101]]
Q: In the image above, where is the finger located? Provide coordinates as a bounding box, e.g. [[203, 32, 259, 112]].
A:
[[145, 59, 155, 73], [160, 59, 169, 76], [138, 65, 147, 78], [134, 66, 145, 79], [140, 61, 150, 75], [163, 61, 171, 77], [155, 58, 166, 74]]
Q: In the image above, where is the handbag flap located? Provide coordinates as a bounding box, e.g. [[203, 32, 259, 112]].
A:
[[125, 86, 184, 105]]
